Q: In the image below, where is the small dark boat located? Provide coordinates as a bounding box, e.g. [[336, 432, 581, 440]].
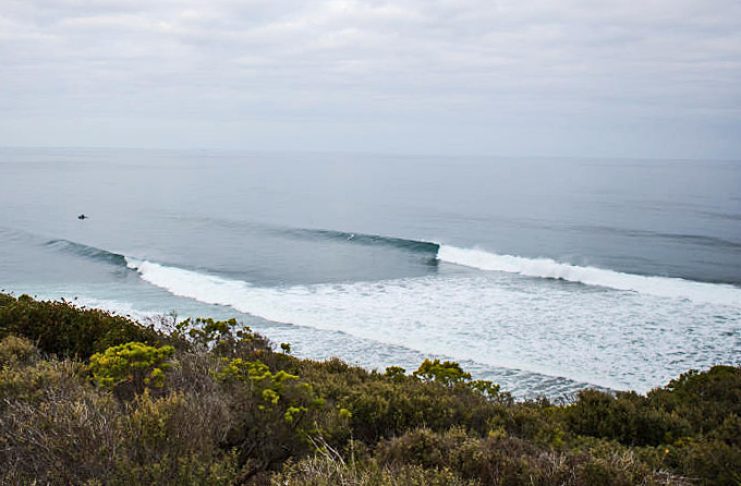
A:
[[78, 214, 88, 220]]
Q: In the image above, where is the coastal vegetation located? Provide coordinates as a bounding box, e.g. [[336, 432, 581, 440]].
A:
[[0, 293, 739, 485]]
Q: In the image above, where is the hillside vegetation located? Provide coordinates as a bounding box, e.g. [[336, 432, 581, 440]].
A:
[[0, 293, 739, 485]]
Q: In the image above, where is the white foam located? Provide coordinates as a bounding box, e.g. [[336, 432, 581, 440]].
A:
[[126, 258, 253, 307], [437, 245, 741, 306], [72, 296, 162, 323], [125, 256, 741, 393]]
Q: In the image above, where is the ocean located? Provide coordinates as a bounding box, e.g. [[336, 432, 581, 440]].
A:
[[1, 147, 739, 399]]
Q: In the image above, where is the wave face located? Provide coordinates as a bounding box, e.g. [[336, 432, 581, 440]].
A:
[[437, 245, 741, 306], [43, 232, 741, 307], [284, 227, 440, 254], [125, 256, 741, 393], [45, 239, 128, 267], [39, 234, 741, 307], [280, 228, 741, 305], [186, 217, 442, 255]]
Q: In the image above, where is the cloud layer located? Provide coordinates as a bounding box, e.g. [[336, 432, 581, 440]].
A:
[[1, 0, 740, 157]]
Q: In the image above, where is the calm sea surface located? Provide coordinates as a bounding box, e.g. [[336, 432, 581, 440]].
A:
[[1, 147, 739, 397]]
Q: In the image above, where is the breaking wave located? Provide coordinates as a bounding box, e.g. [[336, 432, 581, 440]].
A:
[[123, 257, 619, 387], [437, 245, 741, 306], [45, 239, 128, 267], [124, 255, 741, 392], [279, 227, 440, 254], [40, 230, 741, 306]]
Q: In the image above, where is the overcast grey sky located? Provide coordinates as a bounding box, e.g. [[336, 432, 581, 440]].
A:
[[1, 0, 740, 158]]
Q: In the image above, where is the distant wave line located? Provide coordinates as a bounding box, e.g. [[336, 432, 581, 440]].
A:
[[567, 225, 741, 251]]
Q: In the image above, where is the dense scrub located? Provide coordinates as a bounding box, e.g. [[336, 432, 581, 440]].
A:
[[0, 293, 163, 358], [0, 293, 739, 485]]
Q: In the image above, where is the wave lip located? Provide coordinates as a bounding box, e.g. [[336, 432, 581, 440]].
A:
[[284, 227, 440, 254], [437, 245, 741, 306], [46, 239, 128, 267]]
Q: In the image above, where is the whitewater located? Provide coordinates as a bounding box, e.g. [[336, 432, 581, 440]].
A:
[[437, 245, 741, 306], [124, 240, 741, 394]]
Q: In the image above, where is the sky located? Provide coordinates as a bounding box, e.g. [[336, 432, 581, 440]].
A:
[[1, 0, 740, 159]]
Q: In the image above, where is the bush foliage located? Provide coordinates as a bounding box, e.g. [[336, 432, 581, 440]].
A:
[[0, 293, 739, 485], [0, 293, 163, 358], [89, 341, 175, 398]]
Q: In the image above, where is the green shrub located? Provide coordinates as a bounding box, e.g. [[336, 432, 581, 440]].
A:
[[0, 293, 15, 307], [649, 366, 741, 436], [488, 399, 567, 447], [383, 366, 406, 381], [712, 414, 741, 447], [173, 317, 271, 356], [295, 358, 507, 444], [213, 356, 349, 476], [413, 358, 503, 399], [413, 358, 471, 385], [662, 437, 741, 486], [566, 389, 690, 446], [0, 294, 163, 358]]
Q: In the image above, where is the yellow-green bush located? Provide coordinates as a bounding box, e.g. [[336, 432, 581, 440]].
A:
[[89, 341, 175, 398]]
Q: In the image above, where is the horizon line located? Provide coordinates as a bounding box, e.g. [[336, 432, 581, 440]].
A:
[[1, 144, 740, 163]]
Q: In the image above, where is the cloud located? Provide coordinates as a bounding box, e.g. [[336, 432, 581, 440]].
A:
[[0, 0, 740, 157]]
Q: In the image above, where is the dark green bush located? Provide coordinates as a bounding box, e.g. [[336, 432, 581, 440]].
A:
[[566, 389, 691, 446], [0, 293, 15, 307], [293, 358, 508, 444], [648, 366, 741, 436], [173, 316, 271, 356], [670, 438, 741, 485], [0, 294, 163, 358]]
